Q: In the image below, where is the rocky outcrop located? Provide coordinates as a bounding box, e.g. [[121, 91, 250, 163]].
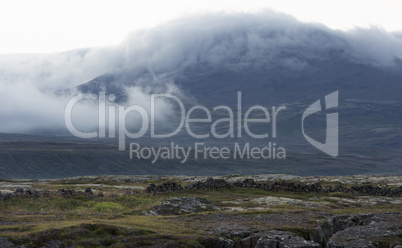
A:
[[85, 187, 93, 196], [185, 177, 232, 191], [145, 197, 221, 215], [200, 231, 321, 248], [183, 178, 402, 197], [144, 181, 183, 194], [2, 187, 101, 200], [327, 223, 400, 248], [2, 176, 400, 203], [0, 192, 14, 202], [57, 188, 75, 196], [327, 213, 402, 248], [195, 212, 401, 248], [15, 188, 23, 194], [254, 231, 320, 248], [0, 188, 41, 202], [349, 184, 402, 196], [23, 189, 40, 198]]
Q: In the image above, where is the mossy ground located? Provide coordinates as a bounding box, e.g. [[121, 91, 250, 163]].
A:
[[0, 178, 400, 247]]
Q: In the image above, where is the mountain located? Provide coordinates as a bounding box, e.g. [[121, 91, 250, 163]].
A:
[[1, 12, 402, 178]]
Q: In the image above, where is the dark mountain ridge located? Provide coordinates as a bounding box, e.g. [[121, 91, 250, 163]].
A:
[[1, 12, 402, 178]]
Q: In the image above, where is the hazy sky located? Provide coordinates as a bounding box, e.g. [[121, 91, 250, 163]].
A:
[[0, 0, 400, 54]]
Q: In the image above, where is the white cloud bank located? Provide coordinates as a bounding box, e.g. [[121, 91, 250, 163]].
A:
[[0, 10, 401, 133]]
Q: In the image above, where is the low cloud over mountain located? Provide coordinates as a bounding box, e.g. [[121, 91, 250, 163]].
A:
[[0, 10, 402, 132]]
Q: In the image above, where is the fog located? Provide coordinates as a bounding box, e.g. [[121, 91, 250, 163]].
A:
[[0, 10, 401, 133]]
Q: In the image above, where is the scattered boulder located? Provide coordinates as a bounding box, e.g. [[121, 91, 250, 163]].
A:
[[198, 237, 235, 248], [200, 231, 321, 248], [2, 188, 41, 200], [85, 187, 93, 196], [139, 210, 158, 216], [24, 189, 40, 198], [186, 177, 232, 191], [218, 237, 235, 248], [57, 188, 75, 196], [148, 197, 221, 215], [15, 188, 24, 194], [145, 181, 183, 194], [255, 231, 320, 248], [0, 193, 14, 202]]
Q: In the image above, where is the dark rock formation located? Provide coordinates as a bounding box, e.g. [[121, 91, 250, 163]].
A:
[[85, 187, 93, 196], [185, 177, 232, 191], [0, 192, 14, 202], [57, 188, 75, 196], [196, 212, 401, 248], [23, 189, 40, 198], [15, 188, 24, 194], [144, 181, 184, 194], [1, 188, 41, 202], [199, 231, 321, 248], [327, 213, 402, 248], [255, 231, 320, 248], [182, 178, 402, 197], [147, 197, 221, 215]]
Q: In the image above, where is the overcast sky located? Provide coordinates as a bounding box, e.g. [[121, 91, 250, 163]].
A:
[[0, 0, 401, 54]]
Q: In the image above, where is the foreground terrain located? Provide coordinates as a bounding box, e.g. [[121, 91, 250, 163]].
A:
[[0, 174, 401, 247]]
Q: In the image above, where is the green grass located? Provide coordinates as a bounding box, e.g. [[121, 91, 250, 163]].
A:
[[0, 197, 86, 212], [81, 201, 124, 212], [0, 179, 400, 247]]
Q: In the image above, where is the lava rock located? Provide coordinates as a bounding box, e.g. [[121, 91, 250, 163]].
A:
[[15, 188, 24, 194], [185, 178, 232, 191], [149, 197, 221, 215], [255, 231, 320, 248], [85, 187, 93, 195], [57, 188, 75, 196], [145, 181, 183, 194]]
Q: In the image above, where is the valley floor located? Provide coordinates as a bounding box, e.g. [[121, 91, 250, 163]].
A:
[[0, 174, 401, 247]]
